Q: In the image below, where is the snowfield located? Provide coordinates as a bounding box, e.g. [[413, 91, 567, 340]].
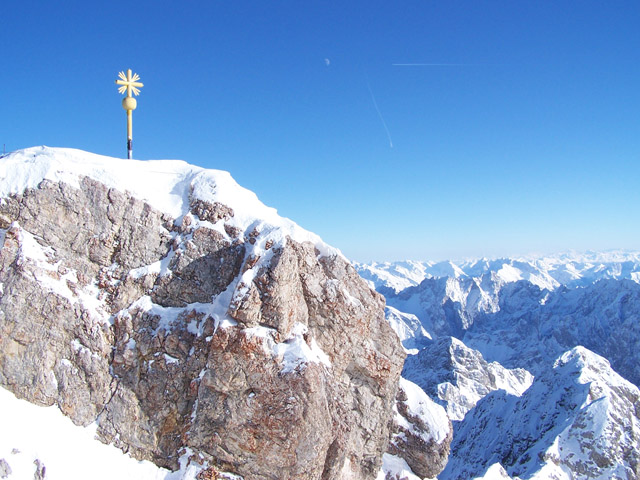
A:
[[0, 387, 221, 480]]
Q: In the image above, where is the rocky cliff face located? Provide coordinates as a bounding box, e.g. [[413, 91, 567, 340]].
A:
[[0, 147, 408, 479]]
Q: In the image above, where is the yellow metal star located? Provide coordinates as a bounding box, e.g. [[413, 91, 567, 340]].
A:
[[115, 69, 143, 97]]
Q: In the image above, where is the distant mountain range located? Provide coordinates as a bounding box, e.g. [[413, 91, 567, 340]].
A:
[[356, 252, 640, 479], [355, 251, 640, 294]]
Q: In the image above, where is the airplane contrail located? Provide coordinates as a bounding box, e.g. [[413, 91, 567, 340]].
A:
[[365, 74, 394, 149], [392, 63, 477, 66]]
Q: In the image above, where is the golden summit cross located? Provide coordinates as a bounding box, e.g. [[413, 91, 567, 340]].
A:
[[115, 69, 144, 159]]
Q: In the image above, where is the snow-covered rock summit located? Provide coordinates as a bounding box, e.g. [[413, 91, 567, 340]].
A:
[[403, 337, 533, 421], [0, 147, 407, 480], [441, 346, 640, 480], [0, 146, 338, 258]]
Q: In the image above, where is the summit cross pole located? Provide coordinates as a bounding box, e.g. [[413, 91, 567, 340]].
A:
[[115, 69, 143, 159]]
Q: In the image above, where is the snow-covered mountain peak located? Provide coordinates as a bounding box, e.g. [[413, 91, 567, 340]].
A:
[[0, 146, 407, 480], [442, 347, 640, 479], [355, 251, 640, 295], [403, 336, 533, 421], [0, 146, 340, 258], [555, 346, 638, 409]]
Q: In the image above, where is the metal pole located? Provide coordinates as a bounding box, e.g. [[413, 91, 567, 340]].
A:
[[127, 109, 133, 159], [115, 69, 143, 160]]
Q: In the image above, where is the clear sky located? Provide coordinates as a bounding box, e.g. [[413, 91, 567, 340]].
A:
[[2, 1, 639, 262]]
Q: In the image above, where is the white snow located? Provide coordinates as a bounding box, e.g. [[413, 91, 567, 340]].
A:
[[0, 385, 247, 479], [396, 378, 450, 444], [0, 386, 195, 479], [128, 260, 164, 279], [10, 223, 111, 324], [164, 353, 180, 365], [356, 251, 640, 295], [0, 146, 340, 259], [355, 260, 431, 293], [232, 323, 332, 374], [127, 292, 238, 336], [442, 346, 640, 480], [495, 264, 522, 283], [473, 463, 514, 479], [402, 337, 534, 422], [376, 453, 424, 480], [385, 305, 432, 350], [272, 323, 332, 373]]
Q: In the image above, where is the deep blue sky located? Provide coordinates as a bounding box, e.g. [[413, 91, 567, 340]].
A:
[[2, 1, 639, 261]]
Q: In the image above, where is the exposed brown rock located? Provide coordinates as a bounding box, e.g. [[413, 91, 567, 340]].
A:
[[0, 176, 406, 479], [388, 381, 453, 478]]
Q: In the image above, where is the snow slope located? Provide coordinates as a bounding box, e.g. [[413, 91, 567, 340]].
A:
[[441, 347, 640, 480], [0, 387, 242, 480]]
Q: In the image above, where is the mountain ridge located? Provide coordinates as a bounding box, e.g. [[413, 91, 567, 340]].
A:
[[355, 251, 640, 294], [0, 147, 434, 480], [361, 253, 640, 479]]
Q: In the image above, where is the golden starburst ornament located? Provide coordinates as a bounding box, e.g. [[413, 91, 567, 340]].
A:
[[115, 69, 144, 159], [116, 70, 143, 97]]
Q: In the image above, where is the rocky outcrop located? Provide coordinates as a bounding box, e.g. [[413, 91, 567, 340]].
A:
[[0, 148, 405, 479], [387, 378, 452, 479]]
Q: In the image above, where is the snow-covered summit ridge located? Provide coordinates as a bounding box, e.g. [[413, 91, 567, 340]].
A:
[[356, 251, 640, 293], [0, 146, 339, 258]]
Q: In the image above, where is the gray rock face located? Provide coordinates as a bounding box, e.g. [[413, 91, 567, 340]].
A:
[[0, 171, 405, 479], [387, 378, 453, 479]]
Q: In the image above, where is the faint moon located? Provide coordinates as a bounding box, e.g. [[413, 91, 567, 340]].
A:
[[324, 58, 330, 67]]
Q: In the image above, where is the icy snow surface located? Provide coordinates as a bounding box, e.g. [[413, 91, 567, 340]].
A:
[[11, 223, 111, 324], [245, 322, 332, 374], [385, 305, 431, 352], [376, 453, 425, 480], [396, 378, 450, 444]]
